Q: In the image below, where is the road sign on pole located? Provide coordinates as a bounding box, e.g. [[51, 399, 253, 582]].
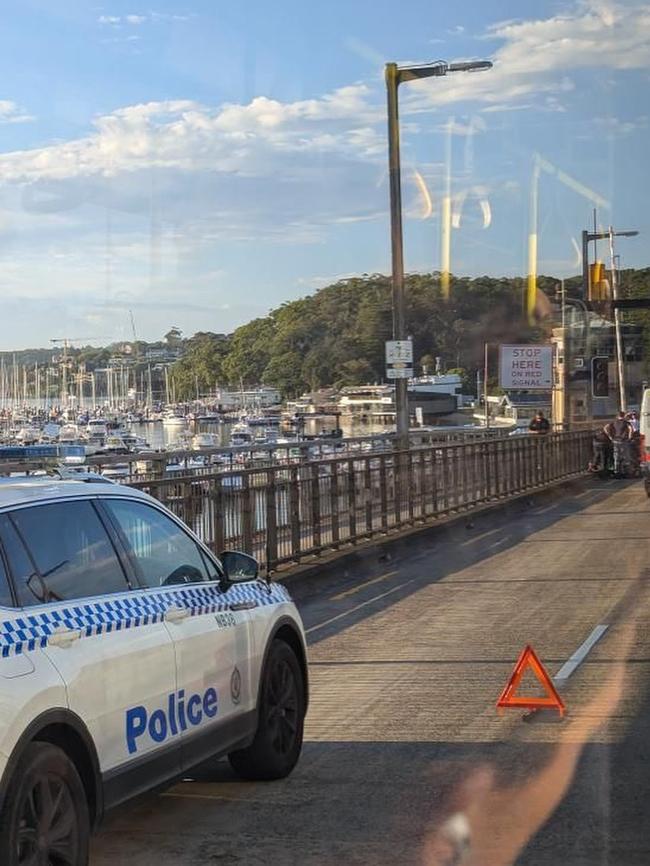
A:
[[499, 345, 553, 390], [385, 340, 413, 365]]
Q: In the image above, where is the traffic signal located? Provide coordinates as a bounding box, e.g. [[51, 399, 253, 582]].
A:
[[591, 356, 609, 397], [589, 262, 610, 302]]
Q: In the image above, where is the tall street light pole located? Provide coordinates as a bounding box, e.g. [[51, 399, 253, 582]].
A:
[[385, 59, 493, 448]]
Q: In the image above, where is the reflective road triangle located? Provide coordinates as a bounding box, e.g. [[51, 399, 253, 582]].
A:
[[496, 644, 566, 717]]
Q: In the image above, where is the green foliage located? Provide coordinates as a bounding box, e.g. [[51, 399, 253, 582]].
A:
[[619, 268, 650, 375], [215, 272, 561, 398], [170, 332, 229, 400], [222, 318, 275, 387]]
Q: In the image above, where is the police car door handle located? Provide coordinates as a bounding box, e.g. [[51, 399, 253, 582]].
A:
[[229, 601, 258, 611], [164, 606, 190, 624], [48, 627, 82, 648]]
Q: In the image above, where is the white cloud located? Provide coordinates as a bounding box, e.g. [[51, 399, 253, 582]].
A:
[[97, 11, 189, 26], [403, 0, 650, 112], [0, 85, 380, 184], [0, 100, 34, 124]]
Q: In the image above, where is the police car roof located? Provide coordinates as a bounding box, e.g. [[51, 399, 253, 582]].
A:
[[0, 476, 150, 510]]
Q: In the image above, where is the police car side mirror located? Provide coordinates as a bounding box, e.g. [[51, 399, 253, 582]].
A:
[[220, 550, 259, 582]]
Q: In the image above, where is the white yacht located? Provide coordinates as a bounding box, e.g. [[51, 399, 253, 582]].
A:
[[86, 419, 109, 440], [162, 410, 187, 427], [59, 424, 83, 444], [192, 432, 220, 450], [230, 422, 254, 447]]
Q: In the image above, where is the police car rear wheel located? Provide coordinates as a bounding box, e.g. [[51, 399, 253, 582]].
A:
[[0, 742, 90, 866], [229, 640, 304, 781]]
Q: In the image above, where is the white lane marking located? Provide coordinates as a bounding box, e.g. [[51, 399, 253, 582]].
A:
[[307, 577, 418, 635], [554, 624, 609, 682], [331, 570, 398, 601], [460, 526, 503, 547]]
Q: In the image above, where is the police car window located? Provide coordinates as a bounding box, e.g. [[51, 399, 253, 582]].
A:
[[0, 543, 14, 608], [8, 502, 129, 606], [106, 500, 209, 588]]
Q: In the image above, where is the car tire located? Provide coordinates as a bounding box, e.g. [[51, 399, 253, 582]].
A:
[[229, 639, 305, 781], [0, 741, 90, 866]]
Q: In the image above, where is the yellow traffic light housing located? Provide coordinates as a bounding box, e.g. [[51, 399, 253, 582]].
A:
[[589, 261, 610, 302]]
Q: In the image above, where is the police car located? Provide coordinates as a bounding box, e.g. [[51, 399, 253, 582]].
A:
[[0, 477, 308, 866]]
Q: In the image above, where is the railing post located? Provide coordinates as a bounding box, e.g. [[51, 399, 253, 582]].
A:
[[289, 465, 301, 559], [310, 464, 322, 552], [461, 442, 469, 507], [484, 440, 492, 500], [379, 455, 389, 532], [329, 462, 340, 548], [265, 469, 278, 572], [441, 447, 450, 512], [212, 477, 225, 555], [364, 459, 373, 534], [347, 458, 357, 540], [241, 473, 254, 555]]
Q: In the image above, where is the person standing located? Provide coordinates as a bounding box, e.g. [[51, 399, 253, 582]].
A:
[[604, 411, 633, 476], [528, 410, 550, 434]]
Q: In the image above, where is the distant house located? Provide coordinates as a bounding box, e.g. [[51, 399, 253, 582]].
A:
[[491, 392, 551, 428]]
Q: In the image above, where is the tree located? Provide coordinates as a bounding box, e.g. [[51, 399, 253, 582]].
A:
[[164, 327, 183, 347], [170, 332, 229, 399], [335, 358, 375, 388], [222, 318, 275, 387]]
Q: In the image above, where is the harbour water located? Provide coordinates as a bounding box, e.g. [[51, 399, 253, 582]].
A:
[[131, 417, 391, 450]]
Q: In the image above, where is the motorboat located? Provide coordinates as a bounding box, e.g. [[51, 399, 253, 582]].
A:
[[230, 422, 254, 447], [59, 424, 83, 444], [162, 410, 187, 427], [86, 419, 109, 440], [192, 432, 220, 450], [14, 426, 41, 445]]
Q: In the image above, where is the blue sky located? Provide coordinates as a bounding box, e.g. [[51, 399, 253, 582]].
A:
[[0, 0, 648, 348]]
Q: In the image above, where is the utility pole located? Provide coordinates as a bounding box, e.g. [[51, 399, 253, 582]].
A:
[[561, 280, 569, 430], [385, 63, 410, 448], [609, 227, 627, 411], [483, 343, 490, 429], [385, 58, 492, 448]]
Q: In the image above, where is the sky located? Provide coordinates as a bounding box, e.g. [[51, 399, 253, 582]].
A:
[[0, 0, 648, 348]]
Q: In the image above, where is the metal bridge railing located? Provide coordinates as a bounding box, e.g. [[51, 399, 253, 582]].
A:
[[127, 430, 593, 573]]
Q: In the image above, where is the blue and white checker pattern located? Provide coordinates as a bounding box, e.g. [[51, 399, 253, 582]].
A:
[[0, 581, 291, 659]]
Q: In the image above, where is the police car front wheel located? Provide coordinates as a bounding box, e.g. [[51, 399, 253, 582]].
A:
[[229, 639, 305, 781], [0, 742, 90, 866]]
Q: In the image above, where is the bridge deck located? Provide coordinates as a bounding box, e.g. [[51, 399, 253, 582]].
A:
[[92, 477, 650, 866]]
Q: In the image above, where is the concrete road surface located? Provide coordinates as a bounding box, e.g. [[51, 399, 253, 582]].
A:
[[92, 477, 650, 866]]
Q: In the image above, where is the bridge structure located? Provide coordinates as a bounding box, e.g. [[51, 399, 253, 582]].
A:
[[91, 430, 650, 866]]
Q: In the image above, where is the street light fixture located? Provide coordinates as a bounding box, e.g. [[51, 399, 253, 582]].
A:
[[385, 59, 493, 447]]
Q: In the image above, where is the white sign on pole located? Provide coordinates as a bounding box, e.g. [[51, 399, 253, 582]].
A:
[[499, 344, 553, 390], [385, 340, 413, 365], [386, 367, 414, 379]]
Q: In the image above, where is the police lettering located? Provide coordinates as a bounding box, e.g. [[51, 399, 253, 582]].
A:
[[126, 687, 218, 754]]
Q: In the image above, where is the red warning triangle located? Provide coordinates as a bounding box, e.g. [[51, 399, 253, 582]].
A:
[[496, 644, 566, 717]]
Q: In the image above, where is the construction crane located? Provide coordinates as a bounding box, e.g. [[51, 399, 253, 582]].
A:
[[50, 337, 109, 408]]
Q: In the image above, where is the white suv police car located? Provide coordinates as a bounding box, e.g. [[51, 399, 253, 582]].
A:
[[0, 477, 308, 866]]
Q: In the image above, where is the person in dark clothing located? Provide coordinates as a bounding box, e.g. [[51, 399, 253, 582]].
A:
[[528, 411, 550, 434], [589, 429, 611, 474], [604, 411, 633, 477], [604, 411, 632, 443]]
